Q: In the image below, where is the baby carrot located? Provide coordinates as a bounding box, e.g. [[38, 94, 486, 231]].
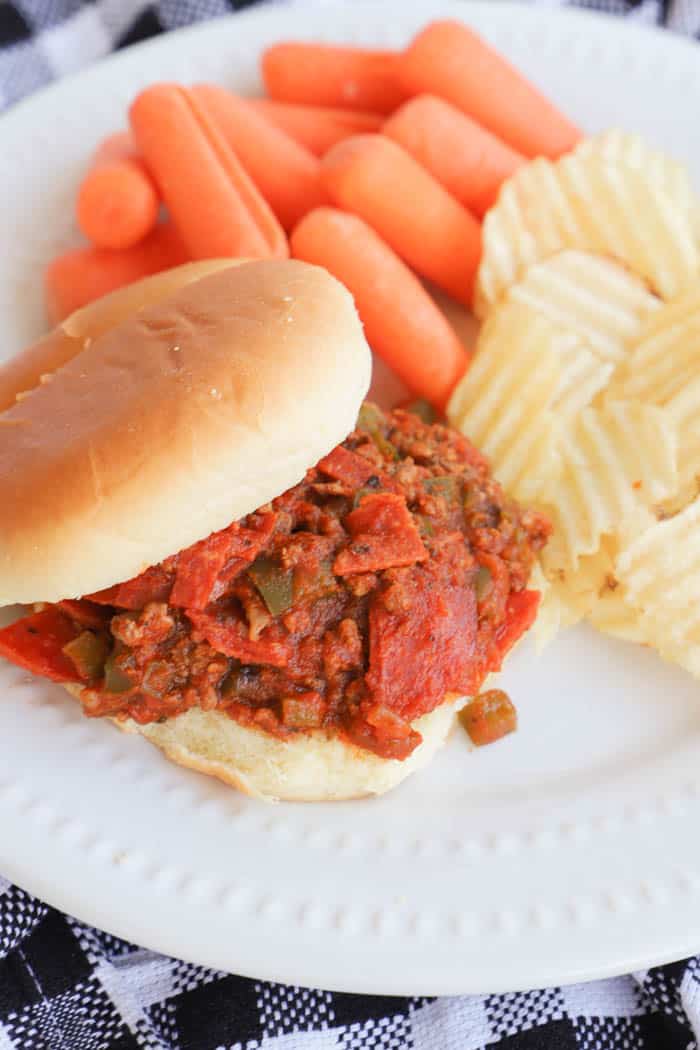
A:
[[191, 85, 328, 231], [321, 134, 481, 307], [261, 43, 408, 114], [44, 222, 188, 324], [291, 207, 469, 408], [76, 131, 160, 250], [399, 21, 581, 159], [248, 99, 383, 155], [383, 95, 524, 218], [130, 84, 287, 260]]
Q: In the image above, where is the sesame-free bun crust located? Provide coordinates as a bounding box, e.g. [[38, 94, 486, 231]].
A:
[[0, 259, 371, 605], [65, 684, 461, 801], [0, 259, 240, 413]]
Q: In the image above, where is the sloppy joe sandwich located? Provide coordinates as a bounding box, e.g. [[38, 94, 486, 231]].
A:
[[0, 259, 548, 800]]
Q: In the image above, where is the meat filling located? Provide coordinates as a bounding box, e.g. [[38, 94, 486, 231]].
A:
[[4, 405, 550, 760]]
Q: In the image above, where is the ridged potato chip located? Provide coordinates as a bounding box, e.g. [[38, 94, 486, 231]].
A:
[[507, 250, 660, 364], [540, 401, 677, 574], [531, 574, 583, 650], [616, 497, 700, 616], [588, 588, 649, 644], [476, 133, 700, 318], [612, 285, 700, 505], [467, 131, 700, 670], [449, 290, 630, 506], [662, 378, 700, 507], [613, 284, 700, 404], [655, 636, 700, 679], [610, 501, 700, 672], [550, 334, 614, 420], [577, 130, 700, 238], [569, 534, 649, 644], [447, 302, 562, 503], [529, 560, 584, 650], [565, 540, 617, 610], [534, 542, 616, 648], [538, 532, 652, 648]]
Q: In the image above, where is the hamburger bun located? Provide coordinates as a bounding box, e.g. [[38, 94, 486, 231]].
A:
[[3, 260, 463, 802], [0, 259, 241, 414], [0, 259, 371, 605], [65, 684, 462, 802]]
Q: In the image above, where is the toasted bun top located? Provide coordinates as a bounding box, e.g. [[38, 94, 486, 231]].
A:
[[0, 259, 371, 605]]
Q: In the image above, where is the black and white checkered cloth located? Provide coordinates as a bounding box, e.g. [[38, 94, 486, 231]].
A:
[[2, 0, 700, 110], [2, 1, 700, 1047]]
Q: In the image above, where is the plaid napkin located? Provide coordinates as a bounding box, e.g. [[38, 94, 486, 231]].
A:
[[2, 2, 700, 1048]]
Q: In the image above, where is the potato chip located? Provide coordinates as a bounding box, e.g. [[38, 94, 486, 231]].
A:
[[448, 288, 631, 504], [533, 542, 615, 648], [569, 540, 619, 609], [616, 497, 700, 614], [613, 284, 700, 405], [589, 588, 650, 644], [499, 253, 620, 416], [568, 534, 649, 644], [611, 286, 700, 506], [660, 377, 700, 507], [610, 500, 700, 673], [532, 573, 583, 650], [553, 150, 696, 302], [447, 302, 562, 503], [467, 131, 700, 674], [550, 334, 614, 421], [476, 157, 588, 317], [537, 533, 653, 647], [476, 134, 700, 317], [529, 559, 582, 650], [507, 250, 660, 364], [655, 635, 700, 679], [576, 130, 700, 238], [650, 602, 700, 678], [540, 400, 677, 574]]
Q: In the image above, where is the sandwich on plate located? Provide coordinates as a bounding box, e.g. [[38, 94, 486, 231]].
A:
[[0, 259, 549, 800]]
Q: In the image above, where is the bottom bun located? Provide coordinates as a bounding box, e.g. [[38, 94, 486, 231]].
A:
[[65, 686, 461, 801]]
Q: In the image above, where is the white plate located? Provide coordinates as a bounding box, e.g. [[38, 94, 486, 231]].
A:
[[2, 0, 700, 996]]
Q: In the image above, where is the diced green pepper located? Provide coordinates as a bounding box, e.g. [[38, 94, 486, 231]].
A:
[[293, 558, 337, 604], [375, 433, 398, 461], [62, 630, 110, 682], [103, 651, 135, 694], [459, 690, 517, 746], [404, 399, 438, 425], [357, 403, 384, 433], [417, 515, 435, 537], [357, 403, 398, 461], [248, 556, 294, 616]]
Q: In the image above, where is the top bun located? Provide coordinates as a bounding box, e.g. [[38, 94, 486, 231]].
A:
[[0, 259, 371, 605], [0, 259, 241, 413]]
